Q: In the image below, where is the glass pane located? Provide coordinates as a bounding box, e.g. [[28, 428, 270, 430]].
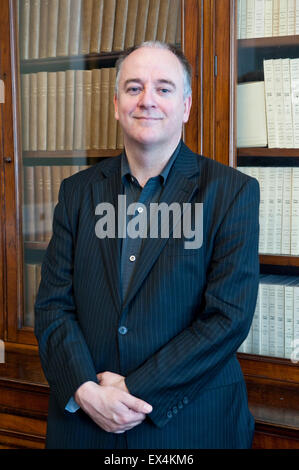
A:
[[17, 0, 182, 328], [236, 0, 299, 360]]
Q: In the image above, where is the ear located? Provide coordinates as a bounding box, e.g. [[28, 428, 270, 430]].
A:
[[183, 95, 192, 123], [114, 94, 119, 120]]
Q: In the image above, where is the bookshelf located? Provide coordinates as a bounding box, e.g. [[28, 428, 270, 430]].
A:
[[234, 0, 299, 448]]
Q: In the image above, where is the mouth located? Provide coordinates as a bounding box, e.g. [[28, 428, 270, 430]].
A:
[[133, 116, 163, 120]]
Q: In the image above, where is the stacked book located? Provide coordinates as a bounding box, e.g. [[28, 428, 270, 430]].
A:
[[238, 274, 299, 359], [21, 68, 124, 151], [237, 0, 299, 39], [23, 165, 90, 242], [238, 167, 299, 255], [19, 0, 181, 60], [263, 58, 299, 148], [24, 262, 42, 327]]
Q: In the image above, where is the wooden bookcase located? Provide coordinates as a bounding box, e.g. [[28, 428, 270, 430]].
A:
[[0, 0, 298, 449]]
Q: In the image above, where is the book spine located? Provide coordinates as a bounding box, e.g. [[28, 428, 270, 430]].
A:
[[260, 281, 270, 355], [79, 0, 94, 54], [288, 0, 296, 35], [25, 263, 36, 327], [56, 71, 66, 150], [296, 0, 299, 33], [135, 0, 150, 44], [264, 0, 273, 37], [246, 0, 255, 38], [51, 166, 62, 209], [165, 0, 180, 44], [99, 68, 110, 148], [274, 167, 284, 253], [29, 74, 38, 151], [47, 72, 57, 151], [57, 0, 71, 56], [264, 59, 278, 148], [19, 0, 30, 59], [113, 0, 129, 51], [294, 286, 299, 357], [91, 69, 101, 149], [282, 58, 294, 148], [156, 0, 170, 42], [39, 0, 49, 58], [273, 58, 284, 147], [37, 72, 48, 150], [43, 165, 53, 242], [124, 0, 139, 48], [29, 0, 40, 59], [24, 166, 36, 241], [82, 70, 92, 150], [47, 0, 59, 57], [90, 0, 104, 53], [145, 0, 161, 41], [285, 284, 294, 358], [254, 0, 265, 38], [273, 0, 280, 36], [68, 0, 82, 56], [34, 166, 45, 241], [21, 74, 30, 151], [275, 283, 285, 357], [74, 70, 84, 150], [265, 166, 276, 253], [65, 70, 75, 150], [279, 0, 288, 36], [258, 167, 269, 253], [291, 168, 299, 255], [108, 68, 117, 149], [269, 283, 276, 355], [252, 284, 261, 354], [290, 58, 299, 148], [101, 0, 117, 52]]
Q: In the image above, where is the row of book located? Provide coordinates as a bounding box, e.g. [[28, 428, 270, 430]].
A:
[[237, 58, 299, 148], [21, 68, 124, 151], [23, 165, 90, 242], [237, 0, 299, 39], [19, 0, 181, 60], [238, 275, 299, 359], [24, 262, 41, 327], [238, 167, 299, 255]]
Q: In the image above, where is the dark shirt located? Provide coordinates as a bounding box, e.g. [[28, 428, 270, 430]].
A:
[[120, 141, 181, 303]]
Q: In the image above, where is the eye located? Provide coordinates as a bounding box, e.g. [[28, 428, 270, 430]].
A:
[[126, 86, 142, 95], [157, 87, 172, 95]]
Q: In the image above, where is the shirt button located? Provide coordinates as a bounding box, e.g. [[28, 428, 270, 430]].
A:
[[167, 410, 173, 419], [129, 255, 136, 262], [137, 207, 143, 213], [118, 326, 128, 335], [183, 396, 189, 405]]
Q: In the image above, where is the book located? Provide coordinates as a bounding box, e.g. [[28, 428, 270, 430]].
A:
[[264, 59, 277, 148], [90, 0, 104, 53], [99, 68, 110, 148], [47, 72, 57, 151], [165, 0, 180, 44], [264, 0, 273, 37], [74, 70, 84, 149], [37, 72, 47, 150], [281, 167, 292, 254], [282, 58, 294, 148], [124, 0, 139, 48], [145, 0, 161, 41], [156, 0, 170, 42], [57, 0, 71, 56], [29, 0, 40, 59], [39, 0, 49, 58], [113, 0, 129, 51], [279, 0, 288, 36], [47, 0, 59, 57], [79, 0, 94, 54], [135, 0, 150, 44], [237, 81, 267, 147], [290, 58, 299, 148], [254, 0, 265, 38], [291, 167, 299, 255], [69, 0, 82, 56], [91, 69, 101, 149], [101, 0, 116, 52], [19, 0, 30, 59], [56, 71, 66, 150], [65, 70, 75, 150]]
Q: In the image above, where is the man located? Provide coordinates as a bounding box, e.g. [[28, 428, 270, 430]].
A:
[[35, 41, 260, 449]]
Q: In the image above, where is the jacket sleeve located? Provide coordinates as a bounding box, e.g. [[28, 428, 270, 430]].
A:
[[34, 180, 98, 411], [125, 176, 260, 428]]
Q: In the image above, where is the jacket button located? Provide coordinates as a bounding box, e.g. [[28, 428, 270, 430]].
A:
[[118, 326, 128, 335], [183, 396, 189, 405], [167, 410, 173, 419], [178, 401, 183, 409], [172, 406, 178, 414]]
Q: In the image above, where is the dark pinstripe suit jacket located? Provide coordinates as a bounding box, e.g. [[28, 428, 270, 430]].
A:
[[35, 142, 260, 449]]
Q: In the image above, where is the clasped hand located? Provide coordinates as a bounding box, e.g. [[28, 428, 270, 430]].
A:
[[74, 371, 152, 433]]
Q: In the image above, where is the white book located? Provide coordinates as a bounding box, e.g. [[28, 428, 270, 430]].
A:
[[255, 0, 265, 37], [296, 0, 299, 33], [275, 277, 286, 357], [237, 0, 241, 39], [264, 60, 278, 147], [281, 168, 292, 254], [250, 166, 260, 182], [268, 281, 276, 355], [282, 58, 294, 148], [264, 0, 273, 36], [279, 0, 288, 36], [288, 0, 296, 35], [260, 277, 272, 355], [237, 82, 267, 147], [284, 278, 297, 358], [291, 167, 299, 255], [246, 0, 255, 38], [293, 281, 299, 357], [274, 167, 284, 253], [240, 0, 248, 38], [265, 166, 277, 253], [258, 167, 269, 253], [273, 59, 285, 147], [290, 59, 299, 148], [252, 282, 262, 354], [273, 0, 280, 35]]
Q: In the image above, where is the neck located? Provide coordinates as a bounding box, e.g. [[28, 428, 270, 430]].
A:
[[124, 138, 180, 187]]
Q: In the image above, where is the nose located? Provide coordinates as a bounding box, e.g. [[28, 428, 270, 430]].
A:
[[138, 86, 156, 109]]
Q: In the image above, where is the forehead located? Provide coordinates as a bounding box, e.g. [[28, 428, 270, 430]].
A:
[[119, 47, 184, 85]]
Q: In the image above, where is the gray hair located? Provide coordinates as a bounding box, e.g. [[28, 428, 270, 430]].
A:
[[114, 41, 192, 100]]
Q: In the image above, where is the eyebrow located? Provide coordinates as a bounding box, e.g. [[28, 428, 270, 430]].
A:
[[123, 78, 177, 89]]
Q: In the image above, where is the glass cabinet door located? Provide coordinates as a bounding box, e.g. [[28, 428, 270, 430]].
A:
[[236, 0, 299, 360], [11, 0, 182, 339]]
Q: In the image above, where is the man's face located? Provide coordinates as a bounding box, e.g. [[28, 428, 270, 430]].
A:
[[114, 47, 192, 150]]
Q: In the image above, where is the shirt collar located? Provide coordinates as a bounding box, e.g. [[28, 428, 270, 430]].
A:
[[121, 140, 182, 187]]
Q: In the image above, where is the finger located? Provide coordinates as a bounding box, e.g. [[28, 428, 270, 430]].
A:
[[121, 393, 153, 414]]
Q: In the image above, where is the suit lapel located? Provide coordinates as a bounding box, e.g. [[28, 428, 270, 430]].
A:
[[123, 144, 200, 309], [91, 159, 122, 313]]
